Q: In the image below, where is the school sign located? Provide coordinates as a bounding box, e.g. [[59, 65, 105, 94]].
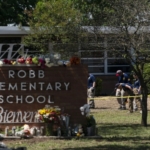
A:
[[0, 65, 87, 129]]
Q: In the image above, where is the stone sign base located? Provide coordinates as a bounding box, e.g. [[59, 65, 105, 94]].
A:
[[0, 65, 88, 131]]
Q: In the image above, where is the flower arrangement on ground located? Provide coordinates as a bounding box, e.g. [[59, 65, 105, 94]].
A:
[[35, 105, 61, 124], [35, 105, 61, 136]]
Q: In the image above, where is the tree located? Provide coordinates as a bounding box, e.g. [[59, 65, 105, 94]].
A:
[[0, 0, 38, 26], [23, 0, 150, 126], [74, 0, 150, 126], [23, 0, 82, 57], [106, 0, 150, 126], [73, 0, 111, 26]]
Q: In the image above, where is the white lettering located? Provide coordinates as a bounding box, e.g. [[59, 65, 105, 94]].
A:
[[38, 70, 44, 78], [0, 107, 4, 122], [23, 111, 34, 122], [0, 82, 5, 90], [64, 82, 70, 90], [48, 95, 54, 103], [29, 82, 36, 90], [0, 69, 72, 123], [8, 83, 18, 90], [0, 81, 70, 91], [15, 111, 23, 122], [21, 82, 27, 90], [38, 82, 44, 90], [0, 95, 4, 103], [55, 82, 61, 90], [6, 111, 13, 123], [3, 109, 8, 123], [18, 70, 26, 78], [0, 108, 38, 123], [37, 96, 46, 103], [6, 95, 13, 103], [29, 70, 35, 78], [8, 70, 15, 78], [25, 95, 34, 103], [46, 83, 53, 90], [16, 96, 23, 103]]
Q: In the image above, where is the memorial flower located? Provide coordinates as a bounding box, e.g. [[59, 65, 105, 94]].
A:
[[70, 55, 80, 65], [17, 57, 25, 64], [35, 105, 61, 123]]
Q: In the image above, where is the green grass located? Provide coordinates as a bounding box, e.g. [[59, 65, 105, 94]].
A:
[[4, 109, 150, 150]]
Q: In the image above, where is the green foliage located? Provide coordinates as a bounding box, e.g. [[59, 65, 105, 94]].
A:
[[85, 115, 96, 127], [131, 63, 150, 94], [95, 78, 102, 96], [24, 0, 82, 54], [45, 123, 54, 136], [0, 0, 38, 25], [143, 63, 150, 94], [73, 0, 112, 26]]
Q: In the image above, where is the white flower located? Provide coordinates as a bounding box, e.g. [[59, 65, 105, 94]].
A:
[[54, 53, 61, 60], [35, 113, 40, 119], [57, 60, 63, 65], [0, 61, 3, 65], [64, 61, 70, 65], [50, 117, 53, 120], [43, 114, 49, 118], [55, 108, 61, 111], [45, 58, 50, 63]]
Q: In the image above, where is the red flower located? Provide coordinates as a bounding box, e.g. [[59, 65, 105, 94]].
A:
[[70, 56, 80, 65]]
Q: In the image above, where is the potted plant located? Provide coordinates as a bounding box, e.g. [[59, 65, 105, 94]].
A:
[[85, 115, 96, 136]]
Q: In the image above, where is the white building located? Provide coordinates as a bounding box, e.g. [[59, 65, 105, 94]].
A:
[[0, 26, 130, 95]]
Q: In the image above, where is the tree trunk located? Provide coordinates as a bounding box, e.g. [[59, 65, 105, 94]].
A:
[[141, 89, 148, 126]]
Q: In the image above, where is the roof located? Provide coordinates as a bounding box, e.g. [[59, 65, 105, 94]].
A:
[[82, 26, 150, 34], [0, 26, 30, 35], [1, 25, 150, 36]]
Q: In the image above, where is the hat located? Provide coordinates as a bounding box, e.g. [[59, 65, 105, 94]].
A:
[[116, 70, 122, 76], [115, 83, 120, 88]]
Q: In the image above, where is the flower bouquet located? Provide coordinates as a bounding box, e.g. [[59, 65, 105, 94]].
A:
[[35, 105, 61, 123], [35, 105, 61, 136], [70, 55, 80, 65]]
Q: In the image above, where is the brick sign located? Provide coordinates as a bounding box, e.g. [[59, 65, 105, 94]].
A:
[[0, 65, 88, 129]]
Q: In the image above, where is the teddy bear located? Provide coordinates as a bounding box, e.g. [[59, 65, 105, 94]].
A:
[[75, 124, 85, 137]]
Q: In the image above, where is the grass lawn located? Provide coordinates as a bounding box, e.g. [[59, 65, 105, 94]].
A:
[[3, 98, 150, 150]]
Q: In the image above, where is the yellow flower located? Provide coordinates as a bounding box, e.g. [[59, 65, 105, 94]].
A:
[[39, 109, 46, 115], [37, 106, 61, 118], [76, 133, 80, 137]]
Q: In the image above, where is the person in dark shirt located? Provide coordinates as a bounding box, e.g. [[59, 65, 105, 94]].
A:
[[87, 74, 96, 98], [115, 83, 133, 91], [115, 70, 130, 110], [116, 70, 129, 83], [115, 83, 134, 113]]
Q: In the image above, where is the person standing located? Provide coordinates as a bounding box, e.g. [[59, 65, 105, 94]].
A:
[[87, 74, 96, 109], [115, 70, 130, 110], [115, 83, 134, 113], [132, 73, 142, 113], [87, 74, 96, 98]]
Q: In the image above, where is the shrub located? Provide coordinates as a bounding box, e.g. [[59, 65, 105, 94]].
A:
[[95, 78, 102, 96], [85, 115, 96, 127]]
